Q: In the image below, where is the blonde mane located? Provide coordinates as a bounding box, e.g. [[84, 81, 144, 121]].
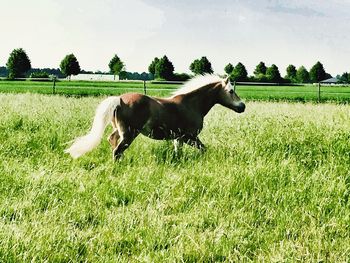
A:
[[171, 74, 223, 97]]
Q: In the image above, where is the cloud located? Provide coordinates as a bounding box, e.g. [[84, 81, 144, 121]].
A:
[[0, 0, 165, 70], [1, 0, 349, 75], [267, 3, 325, 17]]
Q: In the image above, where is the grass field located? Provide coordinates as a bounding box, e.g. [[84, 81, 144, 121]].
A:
[[0, 93, 349, 261], [0, 80, 173, 97], [0, 80, 350, 102]]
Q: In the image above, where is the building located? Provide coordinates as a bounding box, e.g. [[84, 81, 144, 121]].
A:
[[69, 74, 118, 81], [320, 77, 339, 84]]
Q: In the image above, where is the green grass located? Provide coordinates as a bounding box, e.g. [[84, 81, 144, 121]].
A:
[[238, 84, 350, 102], [0, 93, 350, 261], [0, 80, 174, 97], [0, 80, 349, 102]]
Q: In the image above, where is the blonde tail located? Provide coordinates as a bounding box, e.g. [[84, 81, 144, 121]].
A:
[[65, 96, 121, 159]]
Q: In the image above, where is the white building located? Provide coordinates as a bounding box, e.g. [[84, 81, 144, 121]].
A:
[[69, 74, 118, 81]]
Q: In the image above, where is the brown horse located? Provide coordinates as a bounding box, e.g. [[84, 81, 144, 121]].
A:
[[65, 74, 245, 160]]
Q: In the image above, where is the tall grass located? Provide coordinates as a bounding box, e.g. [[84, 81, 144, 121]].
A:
[[0, 93, 349, 261]]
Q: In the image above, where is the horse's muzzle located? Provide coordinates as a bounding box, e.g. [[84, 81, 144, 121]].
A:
[[235, 102, 245, 113]]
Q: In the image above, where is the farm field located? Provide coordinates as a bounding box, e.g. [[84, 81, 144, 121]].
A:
[[0, 93, 349, 261], [0, 80, 350, 102], [0, 80, 174, 97]]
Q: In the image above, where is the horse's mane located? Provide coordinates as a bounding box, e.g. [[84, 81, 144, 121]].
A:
[[171, 74, 223, 97]]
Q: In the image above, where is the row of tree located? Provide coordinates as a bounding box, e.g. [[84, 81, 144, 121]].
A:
[[2, 49, 149, 80], [147, 56, 190, 81], [2, 48, 350, 83], [145, 55, 350, 84], [145, 55, 338, 83], [3, 48, 81, 79], [223, 61, 333, 83]]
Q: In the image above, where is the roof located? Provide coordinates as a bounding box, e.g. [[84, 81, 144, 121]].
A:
[[320, 77, 339, 83], [70, 73, 118, 81]]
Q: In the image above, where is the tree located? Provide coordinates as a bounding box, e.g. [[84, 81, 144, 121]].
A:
[[254, 61, 267, 76], [309, 61, 326, 83], [266, 64, 281, 82], [230, 62, 248, 82], [325, 73, 332, 79], [119, 71, 128, 80], [155, 55, 175, 80], [339, 72, 350, 84], [173, 72, 191, 81], [286, 64, 297, 82], [148, 57, 159, 75], [296, 66, 310, 83], [108, 54, 125, 76], [6, 48, 31, 79], [255, 73, 268, 82], [59, 54, 81, 79], [0, 66, 9, 77], [224, 63, 234, 75], [189, 56, 213, 75]]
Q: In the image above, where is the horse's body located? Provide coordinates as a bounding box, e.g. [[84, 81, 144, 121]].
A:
[[120, 93, 203, 140], [65, 75, 245, 160]]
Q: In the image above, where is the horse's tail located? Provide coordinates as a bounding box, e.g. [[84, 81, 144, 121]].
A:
[[65, 96, 121, 159]]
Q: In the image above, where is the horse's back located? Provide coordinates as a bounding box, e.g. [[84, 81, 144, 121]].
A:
[[118, 93, 154, 129]]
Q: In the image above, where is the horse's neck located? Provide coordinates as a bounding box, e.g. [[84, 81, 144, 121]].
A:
[[181, 87, 218, 117]]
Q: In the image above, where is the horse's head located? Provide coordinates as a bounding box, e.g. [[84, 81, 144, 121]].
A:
[[217, 77, 245, 113]]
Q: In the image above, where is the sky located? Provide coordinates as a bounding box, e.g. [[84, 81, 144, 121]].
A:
[[1, 0, 350, 76]]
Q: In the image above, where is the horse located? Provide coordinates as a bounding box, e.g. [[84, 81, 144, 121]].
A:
[[65, 74, 245, 160]]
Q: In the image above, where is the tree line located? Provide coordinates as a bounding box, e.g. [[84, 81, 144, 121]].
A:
[[224, 61, 335, 84], [2, 48, 350, 84]]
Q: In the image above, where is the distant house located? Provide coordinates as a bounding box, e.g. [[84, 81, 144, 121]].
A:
[[70, 73, 118, 81], [320, 77, 339, 84]]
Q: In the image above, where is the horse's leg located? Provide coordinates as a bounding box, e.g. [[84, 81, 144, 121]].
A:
[[112, 128, 139, 161], [184, 136, 206, 151], [108, 118, 120, 148], [173, 139, 183, 153], [108, 129, 120, 149], [173, 138, 184, 157]]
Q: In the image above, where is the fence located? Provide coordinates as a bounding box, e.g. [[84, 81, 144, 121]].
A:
[[0, 77, 349, 102]]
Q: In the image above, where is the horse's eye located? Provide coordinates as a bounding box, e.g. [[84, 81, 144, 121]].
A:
[[229, 89, 234, 94]]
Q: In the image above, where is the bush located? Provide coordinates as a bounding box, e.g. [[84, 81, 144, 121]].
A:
[[30, 71, 49, 79], [172, 73, 191, 81]]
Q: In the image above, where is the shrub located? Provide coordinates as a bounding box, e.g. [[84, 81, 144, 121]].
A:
[[30, 71, 49, 79]]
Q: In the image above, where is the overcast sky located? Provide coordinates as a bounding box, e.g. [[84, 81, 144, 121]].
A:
[[1, 0, 350, 76]]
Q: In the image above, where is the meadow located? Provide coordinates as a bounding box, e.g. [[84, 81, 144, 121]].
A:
[[0, 92, 349, 261], [0, 80, 350, 102]]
